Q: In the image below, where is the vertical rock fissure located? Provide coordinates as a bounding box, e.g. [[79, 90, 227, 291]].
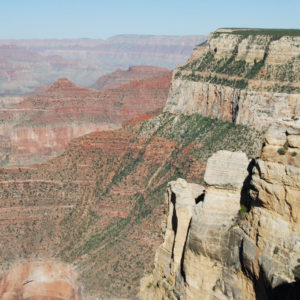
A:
[[179, 218, 192, 283]]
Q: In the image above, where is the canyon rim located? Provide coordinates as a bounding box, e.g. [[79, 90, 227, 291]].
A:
[[0, 26, 300, 300]]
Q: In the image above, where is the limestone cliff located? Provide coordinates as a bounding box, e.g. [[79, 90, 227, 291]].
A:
[[164, 29, 300, 130], [140, 117, 300, 299]]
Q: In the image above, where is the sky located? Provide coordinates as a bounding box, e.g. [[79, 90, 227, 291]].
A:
[[0, 0, 299, 39]]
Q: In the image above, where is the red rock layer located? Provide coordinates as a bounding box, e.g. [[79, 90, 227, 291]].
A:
[[0, 262, 82, 300], [0, 116, 205, 299], [90, 65, 169, 90], [0, 72, 172, 165]]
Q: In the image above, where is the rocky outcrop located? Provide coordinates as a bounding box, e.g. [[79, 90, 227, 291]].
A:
[[0, 73, 171, 166], [91, 66, 169, 90], [140, 151, 252, 299], [164, 29, 300, 130], [0, 262, 82, 300], [140, 117, 300, 300]]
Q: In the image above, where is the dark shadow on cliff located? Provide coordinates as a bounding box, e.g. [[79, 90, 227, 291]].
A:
[[253, 268, 271, 300], [171, 192, 177, 234], [171, 192, 177, 260], [270, 281, 300, 300], [240, 158, 262, 209], [195, 192, 205, 204], [253, 268, 300, 300], [240, 158, 255, 209]]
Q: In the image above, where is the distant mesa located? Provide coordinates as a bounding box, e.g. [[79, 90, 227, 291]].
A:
[[48, 77, 79, 91], [91, 65, 170, 91]]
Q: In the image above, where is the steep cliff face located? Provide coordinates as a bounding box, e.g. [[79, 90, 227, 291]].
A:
[[0, 72, 171, 166], [164, 29, 300, 130], [140, 117, 300, 299]]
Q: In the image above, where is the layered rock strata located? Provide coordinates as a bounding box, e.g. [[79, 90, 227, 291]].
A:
[[164, 29, 300, 130], [0, 72, 171, 166], [0, 113, 261, 299], [140, 117, 300, 300], [0, 35, 206, 94], [90, 65, 169, 90]]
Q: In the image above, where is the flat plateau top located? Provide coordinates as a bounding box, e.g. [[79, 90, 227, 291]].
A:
[[216, 28, 300, 37]]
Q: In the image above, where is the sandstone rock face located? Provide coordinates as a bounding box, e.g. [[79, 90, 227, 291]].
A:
[[164, 29, 300, 130], [140, 151, 251, 300], [204, 150, 249, 189], [165, 80, 300, 130], [0, 72, 171, 166], [0, 262, 82, 300], [140, 119, 300, 300], [157, 179, 205, 279]]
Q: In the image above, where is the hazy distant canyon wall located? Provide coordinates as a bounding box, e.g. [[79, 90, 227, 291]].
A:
[[0, 35, 205, 94]]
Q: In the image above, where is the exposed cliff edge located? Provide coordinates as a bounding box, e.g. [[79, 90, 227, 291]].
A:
[[164, 28, 300, 130], [140, 117, 300, 300]]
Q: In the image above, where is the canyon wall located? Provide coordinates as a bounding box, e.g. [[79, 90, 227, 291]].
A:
[[2, 28, 300, 300], [140, 117, 300, 299], [0, 72, 171, 166], [90, 65, 169, 90], [0, 35, 205, 94], [164, 29, 300, 130], [0, 113, 262, 299]]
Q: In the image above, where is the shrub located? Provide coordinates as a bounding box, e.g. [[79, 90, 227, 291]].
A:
[[292, 265, 300, 281], [283, 141, 289, 151], [292, 152, 297, 157], [239, 205, 248, 218], [277, 148, 286, 155], [273, 246, 279, 255], [246, 59, 265, 79]]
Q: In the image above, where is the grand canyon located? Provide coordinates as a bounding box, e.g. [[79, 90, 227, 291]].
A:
[[0, 27, 300, 300]]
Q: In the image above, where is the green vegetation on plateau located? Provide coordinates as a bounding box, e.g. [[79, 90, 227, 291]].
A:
[[175, 29, 300, 92], [219, 28, 300, 38]]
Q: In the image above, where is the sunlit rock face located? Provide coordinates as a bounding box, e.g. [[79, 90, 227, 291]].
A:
[[0, 262, 83, 300], [140, 118, 300, 299], [165, 29, 300, 130]]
